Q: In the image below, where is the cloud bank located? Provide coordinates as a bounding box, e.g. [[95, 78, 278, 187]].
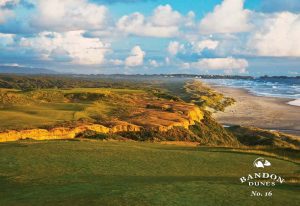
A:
[[0, 0, 299, 75]]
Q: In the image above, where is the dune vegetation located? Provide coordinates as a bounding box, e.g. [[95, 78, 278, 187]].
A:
[[0, 75, 299, 150], [0, 74, 299, 205], [0, 76, 238, 147]]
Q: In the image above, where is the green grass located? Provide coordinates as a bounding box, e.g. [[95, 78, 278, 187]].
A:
[[0, 103, 87, 130], [0, 87, 146, 131], [0, 141, 299, 206]]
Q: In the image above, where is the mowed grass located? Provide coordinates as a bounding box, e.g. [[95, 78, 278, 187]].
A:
[[0, 88, 146, 131], [0, 141, 299, 206], [0, 103, 87, 130]]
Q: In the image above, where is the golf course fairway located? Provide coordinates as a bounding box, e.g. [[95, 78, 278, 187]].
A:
[[0, 140, 299, 206]]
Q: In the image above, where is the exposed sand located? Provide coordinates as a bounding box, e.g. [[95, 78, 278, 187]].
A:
[[209, 85, 300, 136]]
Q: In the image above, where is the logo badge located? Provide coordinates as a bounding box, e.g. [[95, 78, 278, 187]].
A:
[[253, 157, 271, 168]]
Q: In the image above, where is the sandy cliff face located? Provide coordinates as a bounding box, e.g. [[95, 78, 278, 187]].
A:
[[0, 106, 204, 142], [0, 125, 110, 142], [153, 106, 204, 132]]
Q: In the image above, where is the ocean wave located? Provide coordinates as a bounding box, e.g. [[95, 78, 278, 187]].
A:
[[202, 79, 300, 100]]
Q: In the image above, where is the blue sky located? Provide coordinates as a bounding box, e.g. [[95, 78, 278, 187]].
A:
[[0, 0, 300, 76]]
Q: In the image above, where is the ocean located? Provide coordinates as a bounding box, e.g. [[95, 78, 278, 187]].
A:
[[201, 78, 300, 106]]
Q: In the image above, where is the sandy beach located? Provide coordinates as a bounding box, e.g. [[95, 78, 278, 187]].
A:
[[210, 85, 300, 136]]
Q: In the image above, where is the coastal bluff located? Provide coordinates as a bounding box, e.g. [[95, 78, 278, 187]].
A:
[[0, 106, 204, 142]]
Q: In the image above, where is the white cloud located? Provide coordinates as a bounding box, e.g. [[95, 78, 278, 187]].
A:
[[188, 57, 248, 73], [165, 57, 170, 65], [0, 63, 18, 66], [249, 12, 300, 57], [199, 0, 252, 34], [151, 4, 182, 27], [117, 12, 179, 38], [0, 0, 17, 24], [117, 4, 191, 38], [0, 33, 14, 45], [192, 39, 219, 53], [149, 59, 159, 67], [32, 0, 108, 31], [185, 11, 196, 27], [49, 48, 72, 62], [0, 0, 19, 7], [110, 59, 123, 66], [181, 62, 190, 69], [167, 39, 218, 56], [20, 30, 110, 65], [167, 41, 184, 56], [125, 46, 146, 67], [0, 10, 14, 24]]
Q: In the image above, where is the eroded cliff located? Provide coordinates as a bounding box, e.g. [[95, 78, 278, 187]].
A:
[[0, 105, 204, 142]]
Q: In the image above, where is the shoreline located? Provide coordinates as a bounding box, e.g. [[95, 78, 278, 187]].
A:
[[288, 99, 300, 107], [202, 80, 300, 107], [207, 84, 300, 136]]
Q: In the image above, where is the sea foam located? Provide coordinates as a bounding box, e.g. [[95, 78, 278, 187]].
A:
[[288, 99, 300, 107]]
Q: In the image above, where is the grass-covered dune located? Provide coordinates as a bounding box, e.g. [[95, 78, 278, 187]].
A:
[[0, 75, 299, 150], [0, 87, 202, 130], [0, 78, 241, 146], [0, 140, 299, 206]]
